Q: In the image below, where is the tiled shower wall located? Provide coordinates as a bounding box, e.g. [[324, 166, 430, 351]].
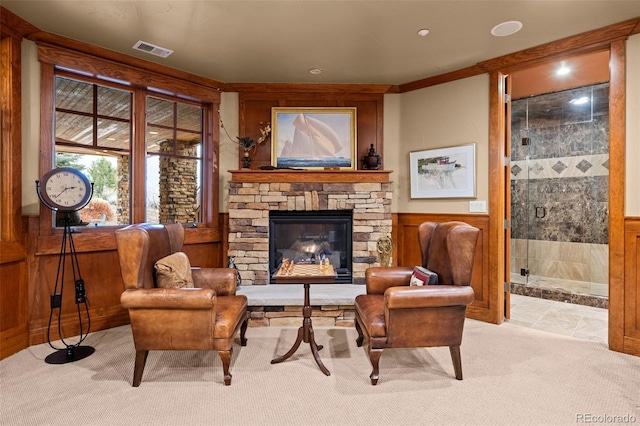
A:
[[510, 83, 609, 303]]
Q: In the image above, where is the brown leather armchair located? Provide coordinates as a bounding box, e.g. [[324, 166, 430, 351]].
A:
[[354, 221, 479, 385], [115, 223, 249, 386]]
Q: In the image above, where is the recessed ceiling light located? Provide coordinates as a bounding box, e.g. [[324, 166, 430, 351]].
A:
[[309, 68, 322, 75], [491, 21, 523, 37], [417, 28, 430, 37]]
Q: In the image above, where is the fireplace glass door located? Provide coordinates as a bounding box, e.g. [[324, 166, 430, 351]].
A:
[[269, 210, 352, 283]]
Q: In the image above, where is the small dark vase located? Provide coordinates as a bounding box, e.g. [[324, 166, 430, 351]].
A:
[[362, 144, 381, 170], [241, 150, 252, 169]]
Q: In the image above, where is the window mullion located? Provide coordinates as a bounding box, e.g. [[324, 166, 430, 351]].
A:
[[130, 89, 147, 224]]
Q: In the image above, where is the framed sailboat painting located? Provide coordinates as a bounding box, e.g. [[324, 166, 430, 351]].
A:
[[271, 107, 357, 169]]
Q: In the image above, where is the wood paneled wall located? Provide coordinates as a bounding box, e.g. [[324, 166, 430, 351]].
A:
[[395, 213, 493, 322], [0, 9, 38, 359], [624, 218, 640, 356], [25, 217, 223, 347], [233, 86, 387, 170]]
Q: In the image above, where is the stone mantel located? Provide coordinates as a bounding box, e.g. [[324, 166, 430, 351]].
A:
[[229, 169, 393, 183]]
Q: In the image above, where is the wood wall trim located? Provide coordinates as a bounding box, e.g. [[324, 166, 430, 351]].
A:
[[0, 16, 29, 359], [486, 70, 507, 325], [225, 82, 396, 94], [229, 169, 392, 183], [609, 39, 627, 353], [0, 6, 39, 39], [1, 35, 23, 246], [624, 218, 640, 356], [398, 17, 640, 93], [397, 65, 485, 93], [36, 44, 222, 103], [479, 18, 639, 74], [28, 31, 226, 91]]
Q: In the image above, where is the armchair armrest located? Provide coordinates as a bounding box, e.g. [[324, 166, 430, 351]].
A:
[[365, 266, 413, 295], [191, 267, 237, 295], [120, 288, 216, 310], [385, 285, 474, 309]]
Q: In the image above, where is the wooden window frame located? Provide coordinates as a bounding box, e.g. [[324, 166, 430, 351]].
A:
[[36, 43, 221, 245]]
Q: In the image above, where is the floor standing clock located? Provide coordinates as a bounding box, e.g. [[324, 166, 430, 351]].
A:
[[36, 167, 95, 364]]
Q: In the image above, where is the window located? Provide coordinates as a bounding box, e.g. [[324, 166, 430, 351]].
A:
[[145, 96, 203, 224], [54, 75, 132, 226], [51, 68, 209, 227]]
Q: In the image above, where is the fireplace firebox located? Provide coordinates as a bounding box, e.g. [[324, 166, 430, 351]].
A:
[[269, 210, 353, 283]]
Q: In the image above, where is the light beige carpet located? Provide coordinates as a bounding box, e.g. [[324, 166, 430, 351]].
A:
[[1, 320, 639, 426]]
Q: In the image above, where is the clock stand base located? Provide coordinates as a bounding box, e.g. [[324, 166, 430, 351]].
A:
[[45, 345, 95, 365], [45, 213, 94, 364]]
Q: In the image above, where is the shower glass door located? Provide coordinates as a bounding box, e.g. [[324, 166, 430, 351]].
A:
[[510, 83, 610, 302]]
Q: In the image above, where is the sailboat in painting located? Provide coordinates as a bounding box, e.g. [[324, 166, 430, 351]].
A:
[[278, 113, 351, 168]]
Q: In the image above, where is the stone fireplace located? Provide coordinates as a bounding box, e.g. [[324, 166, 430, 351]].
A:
[[227, 170, 392, 285]]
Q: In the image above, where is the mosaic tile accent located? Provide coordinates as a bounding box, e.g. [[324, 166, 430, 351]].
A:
[[576, 159, 593, 173], [552, 161, 568, 174]]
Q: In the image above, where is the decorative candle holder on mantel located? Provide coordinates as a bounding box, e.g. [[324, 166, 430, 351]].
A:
[[237, 137, 255, 169]]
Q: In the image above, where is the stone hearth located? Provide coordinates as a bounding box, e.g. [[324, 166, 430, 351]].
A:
[[227, 170, 392, 285]]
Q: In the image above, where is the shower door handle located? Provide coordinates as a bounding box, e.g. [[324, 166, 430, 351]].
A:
[[535, 206, 546, 219]]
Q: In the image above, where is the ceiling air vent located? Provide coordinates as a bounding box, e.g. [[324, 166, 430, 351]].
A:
[[132, 40, 173, 58]]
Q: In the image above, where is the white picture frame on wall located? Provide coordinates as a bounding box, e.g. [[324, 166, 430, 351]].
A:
[[409, 143, 476, 199]]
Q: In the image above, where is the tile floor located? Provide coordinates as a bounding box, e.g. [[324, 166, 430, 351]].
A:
[[508, 293, 608, 344]]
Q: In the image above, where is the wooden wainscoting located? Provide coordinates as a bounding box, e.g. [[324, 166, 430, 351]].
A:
[[624, 217, 640, 356], [25, 217, 224, 348], [395, 213, 492, 323]]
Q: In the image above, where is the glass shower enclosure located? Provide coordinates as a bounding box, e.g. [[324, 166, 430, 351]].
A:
[[510, 83, 609, 307]]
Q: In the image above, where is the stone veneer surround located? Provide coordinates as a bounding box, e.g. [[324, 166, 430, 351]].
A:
[[227, 171, 392, 285]]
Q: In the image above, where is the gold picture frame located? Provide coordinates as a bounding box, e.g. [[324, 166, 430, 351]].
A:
[[271, 107, 357, 169]]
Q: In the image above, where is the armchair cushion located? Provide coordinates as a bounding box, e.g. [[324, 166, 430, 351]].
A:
[[154, 252, 195, 289], [410, 266, 439, 286]]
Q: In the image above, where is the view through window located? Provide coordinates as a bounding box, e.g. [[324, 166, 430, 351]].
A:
[[54, 74, 204, 226]]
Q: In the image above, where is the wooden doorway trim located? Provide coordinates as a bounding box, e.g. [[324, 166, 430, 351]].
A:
[[486, 40, 628, 352], [608, 39, 626, 352]]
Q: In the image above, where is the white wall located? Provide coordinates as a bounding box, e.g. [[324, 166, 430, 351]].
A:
[[626, 33, 640, 216], [218, 92, 239, 213], [382, 93, 401, 213], [22, 39, 41, 216], [391, 74, 490, 213]]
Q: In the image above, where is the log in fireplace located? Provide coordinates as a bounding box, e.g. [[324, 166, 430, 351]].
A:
[[269, 210, 353, 283]]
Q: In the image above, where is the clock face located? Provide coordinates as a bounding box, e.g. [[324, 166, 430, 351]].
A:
[[39, 167, 92, 211]]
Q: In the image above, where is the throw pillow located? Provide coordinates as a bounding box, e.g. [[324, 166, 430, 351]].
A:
[[409, 266, 439, 286], [154, 252, 195, 289]]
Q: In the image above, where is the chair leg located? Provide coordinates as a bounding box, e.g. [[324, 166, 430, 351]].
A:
[[240, 316, 248, 346], [132, 350, 148, 387], [355, 320, 364, 347], [219, 349, 233, 386], [368, 348, 383, 385], [449, 345, 463, 380]]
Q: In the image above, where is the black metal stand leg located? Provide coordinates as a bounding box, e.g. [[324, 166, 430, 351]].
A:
[[46, 215, 93, 365]]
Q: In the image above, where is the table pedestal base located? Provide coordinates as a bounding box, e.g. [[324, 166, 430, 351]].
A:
[[270, 283, 330, 376]]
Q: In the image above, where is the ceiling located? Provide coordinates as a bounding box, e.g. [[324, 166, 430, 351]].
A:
[[4, 1, 640, 86]]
